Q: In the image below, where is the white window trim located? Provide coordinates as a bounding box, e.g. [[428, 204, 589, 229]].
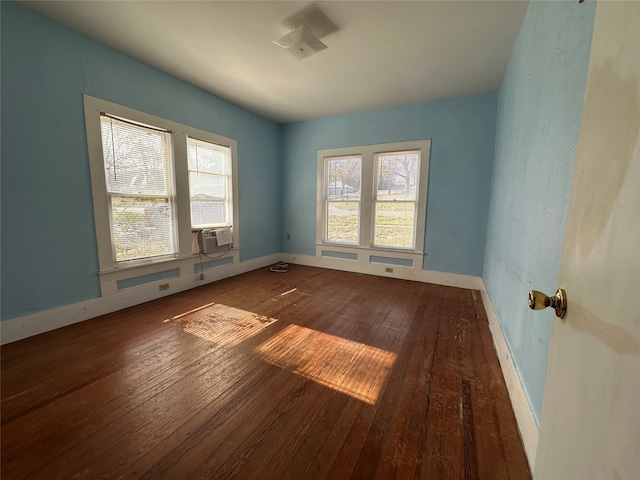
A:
[[84, 95, 240, 293], [316, 140, 430, 260]]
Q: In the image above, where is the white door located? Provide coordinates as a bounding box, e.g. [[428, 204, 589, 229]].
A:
[[534, 2, 640, 479]]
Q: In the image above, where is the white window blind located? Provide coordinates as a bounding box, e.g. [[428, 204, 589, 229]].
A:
[[324, 155, 362, 245], [187, 137, 232, 228], [100, 114, 176, 263]]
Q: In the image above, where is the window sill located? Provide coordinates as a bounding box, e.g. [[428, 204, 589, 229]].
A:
[[315, 243, 424, 257], [99, 254, 182, 275]]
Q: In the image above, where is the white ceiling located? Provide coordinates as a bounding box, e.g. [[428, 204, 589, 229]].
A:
[[19, 1, 528, 124]]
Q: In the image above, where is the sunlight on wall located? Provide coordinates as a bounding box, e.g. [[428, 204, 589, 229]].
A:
[[254, 324, 396, 405]]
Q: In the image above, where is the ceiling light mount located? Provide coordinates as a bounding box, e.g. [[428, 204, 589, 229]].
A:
[[273, 24, 328, 60]]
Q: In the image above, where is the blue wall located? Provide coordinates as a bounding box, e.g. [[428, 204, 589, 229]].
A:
[[483, 0, 596, 424], [0, 2, 281, 320], [281, 93, 497, 276]]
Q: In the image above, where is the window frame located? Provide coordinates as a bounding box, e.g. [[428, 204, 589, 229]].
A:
[[85, 95, 240, 279], [316, 140, 430, 257]]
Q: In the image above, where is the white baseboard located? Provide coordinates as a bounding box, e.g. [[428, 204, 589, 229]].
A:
[[0, 253, 281, 345], [480, 280, 539, 472], [281, 253, 484, 290]]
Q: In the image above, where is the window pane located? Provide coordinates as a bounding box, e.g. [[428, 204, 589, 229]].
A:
[[327, 201, 359, 244], [187, 138, 229, 174], [189, 172, 226, 200], [191, 201, 227, 227], [326, 156, 361, 200], [110, 197, 175, 262], [101, 117, 173, 196], [373, 201, 415, 248], [376, 152, 419, 201]]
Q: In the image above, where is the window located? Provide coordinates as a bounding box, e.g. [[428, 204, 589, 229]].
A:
[[100, 115, 176, 262], [85, 95, 239, 280], [317, 140, 430, 255], [325, 155, 362, 244], [187, 138, 233, 228], [374, 150, 420, 249]]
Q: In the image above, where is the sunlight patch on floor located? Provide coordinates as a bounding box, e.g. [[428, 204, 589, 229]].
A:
[[254, 324, 396, 404], [171, 303, 278, 345]]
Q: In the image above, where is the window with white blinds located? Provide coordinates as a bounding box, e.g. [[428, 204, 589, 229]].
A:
[[100, 115, 176, 263], [85, 95, 239, 278], [187, 138, 232, 228]]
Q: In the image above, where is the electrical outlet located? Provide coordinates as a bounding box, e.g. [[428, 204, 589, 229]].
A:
[[159, 283, 170, 291], [385, 267, 394, 273]]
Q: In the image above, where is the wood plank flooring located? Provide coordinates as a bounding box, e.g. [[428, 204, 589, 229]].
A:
[[1, 265, 531, 479]]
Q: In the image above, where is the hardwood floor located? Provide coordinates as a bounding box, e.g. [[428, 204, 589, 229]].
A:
[[1, 265, 531, 479]]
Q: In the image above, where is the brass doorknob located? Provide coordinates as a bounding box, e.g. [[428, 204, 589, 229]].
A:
[[528, 289, 567, 318]]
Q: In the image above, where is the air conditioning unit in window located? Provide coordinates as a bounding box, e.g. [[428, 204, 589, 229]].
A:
[[199, 228, 232, 254]]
